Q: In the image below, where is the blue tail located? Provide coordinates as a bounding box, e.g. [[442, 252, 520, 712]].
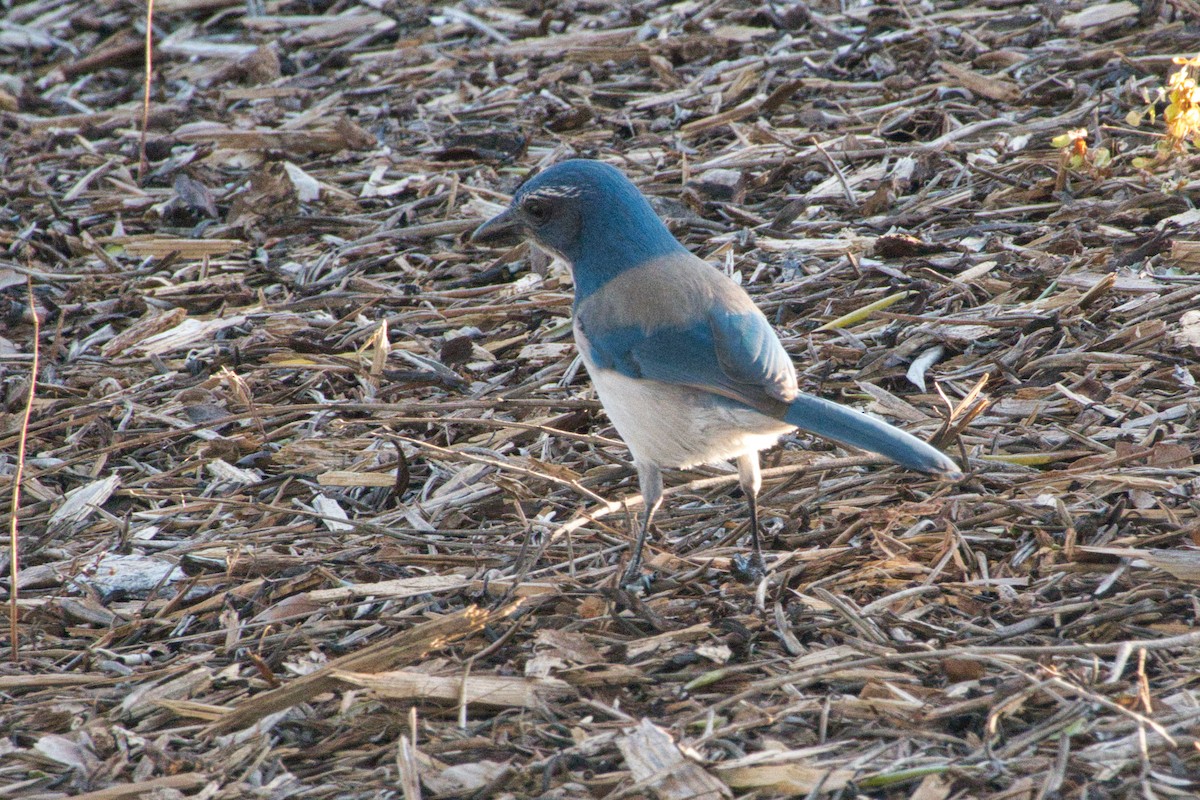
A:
[[784, 393, 961, 477]]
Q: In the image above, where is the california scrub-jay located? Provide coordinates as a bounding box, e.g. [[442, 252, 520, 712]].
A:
[[472, 160, 960, 584]]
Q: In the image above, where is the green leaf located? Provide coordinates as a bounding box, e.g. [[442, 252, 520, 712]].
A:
[[814, 290, 913, 332], [858, 766, 952, 788], [684, 668, 736, 691]]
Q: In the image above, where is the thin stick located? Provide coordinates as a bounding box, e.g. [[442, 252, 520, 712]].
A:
[[138, 0, 156, 181], [8, 279, 39, 663]]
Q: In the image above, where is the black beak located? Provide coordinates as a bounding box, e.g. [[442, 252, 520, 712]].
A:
[[470, 208, 523, 245]]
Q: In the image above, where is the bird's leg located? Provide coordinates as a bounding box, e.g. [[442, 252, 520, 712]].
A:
[[732, 453, 768, 581], [622, 461, 663, 587]]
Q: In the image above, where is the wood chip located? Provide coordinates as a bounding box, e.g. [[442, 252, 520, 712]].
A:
[[617, 719, 731, 800]]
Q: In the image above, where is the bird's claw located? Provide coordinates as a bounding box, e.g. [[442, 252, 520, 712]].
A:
[[619, 567, 656, 594], [731, 552, 768, 583]]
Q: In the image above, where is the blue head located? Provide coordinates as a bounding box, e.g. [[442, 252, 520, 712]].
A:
[[471, 160, 686, 299]]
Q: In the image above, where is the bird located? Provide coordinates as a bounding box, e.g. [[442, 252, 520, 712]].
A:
[[471, 159, 961, 585]]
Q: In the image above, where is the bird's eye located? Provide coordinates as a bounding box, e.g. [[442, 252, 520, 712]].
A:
[[523, 198, 550, 224]]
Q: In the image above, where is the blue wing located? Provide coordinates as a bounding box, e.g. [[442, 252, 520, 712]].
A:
[[582, 304, 797, 410]]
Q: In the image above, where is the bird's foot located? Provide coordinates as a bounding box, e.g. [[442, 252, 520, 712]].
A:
[[730, 552, 768, 583], [619, 565, 657, 594]]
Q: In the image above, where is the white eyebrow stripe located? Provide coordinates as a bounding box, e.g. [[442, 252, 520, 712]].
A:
[[522, 185, 583, 200]]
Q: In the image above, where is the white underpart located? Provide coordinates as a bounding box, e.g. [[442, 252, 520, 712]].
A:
[[582, 355, 793, 470]]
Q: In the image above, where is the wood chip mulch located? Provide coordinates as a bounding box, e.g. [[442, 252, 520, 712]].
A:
[[3, 1, 1200, 798]]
